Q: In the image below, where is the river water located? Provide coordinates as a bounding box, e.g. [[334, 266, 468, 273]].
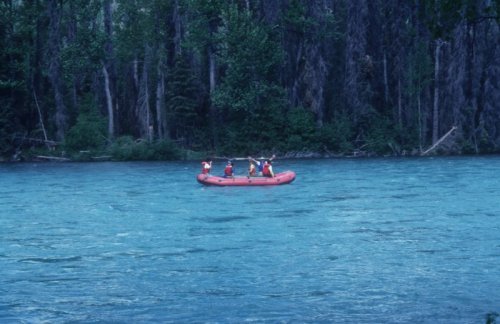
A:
[[0, 157, 499, 323]]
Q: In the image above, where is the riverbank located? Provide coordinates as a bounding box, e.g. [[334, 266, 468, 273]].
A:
[[0, 146, 477, 163], [0, 127, 482, 162], [3, 122, 481, 162]]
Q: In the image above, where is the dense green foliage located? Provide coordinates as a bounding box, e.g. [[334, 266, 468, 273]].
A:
[[64, 97, 106, 151], [109, 137, 181, 161], [0, 0, 499, 161]]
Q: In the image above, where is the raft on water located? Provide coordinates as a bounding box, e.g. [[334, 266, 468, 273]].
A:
[[197, 171, 296, 186]]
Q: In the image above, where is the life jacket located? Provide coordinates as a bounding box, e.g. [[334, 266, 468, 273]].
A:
[[224, 164, 233, 176], [257, 161, 264, 172], [262, 163, 271, 176], [249, 163, 256, 176], [201, 161, 210, 174]]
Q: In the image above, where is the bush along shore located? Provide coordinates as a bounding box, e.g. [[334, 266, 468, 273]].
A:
[[4, 137, 183, 162], [1, 125, 472, 162]]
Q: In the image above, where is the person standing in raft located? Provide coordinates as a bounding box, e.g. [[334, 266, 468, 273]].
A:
[[223, 161, 234, 178], [201, 158, 212, 174], [262, 160, 275, 178], [249, 154, 275, 176]]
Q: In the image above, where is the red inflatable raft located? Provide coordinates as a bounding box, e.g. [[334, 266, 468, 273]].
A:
[[197, 171, 296, 186]]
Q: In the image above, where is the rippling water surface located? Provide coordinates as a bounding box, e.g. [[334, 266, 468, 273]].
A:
[[1, 157, 499, 323]]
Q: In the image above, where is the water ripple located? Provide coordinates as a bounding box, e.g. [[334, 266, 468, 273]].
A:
[[18, 256, 83, 264], [1, 158, 499, 323]]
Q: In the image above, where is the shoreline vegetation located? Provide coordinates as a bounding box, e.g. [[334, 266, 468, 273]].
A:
[[0, 125, 483, 163]]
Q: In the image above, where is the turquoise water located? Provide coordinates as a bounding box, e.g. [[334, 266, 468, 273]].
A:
[[1, 157, 499, 323]]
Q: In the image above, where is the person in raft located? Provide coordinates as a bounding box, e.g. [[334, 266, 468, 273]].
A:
[[262, 160, 275, 178], [223, 161, 234, 178], [201, 158, 212, 174], [248, 158, 257, 177], [249, 154, 275, 176]]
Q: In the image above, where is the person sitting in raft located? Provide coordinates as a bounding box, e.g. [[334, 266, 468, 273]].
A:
[[248, 158, 257, 177], [201, 158, 212, 174], [223, 161, 234, 178], [249, 154, 275, 176], [262, 160, 275, 178]]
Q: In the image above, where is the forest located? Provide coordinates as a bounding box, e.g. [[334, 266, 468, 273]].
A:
[[0, 0, 499, 161]]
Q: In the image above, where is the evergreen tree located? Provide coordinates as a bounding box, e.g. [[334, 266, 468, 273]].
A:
[[167, 55, 198, 144], [213, 4, 286, 153], [0, 0, 499, 158]]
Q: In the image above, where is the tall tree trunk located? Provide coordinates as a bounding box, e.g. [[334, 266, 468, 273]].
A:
[[418, 86, 423, 151], [102, 64, 114, 139], [155, 63, 167, 139], [136, 46, 152, 139], [465, 20, 478, 152], [303, 43, 327, 127], [103, 0, 115, 140], [32, 0, 45, 138], [398, 77, 402, 128], [432, 39, 442, 144], [47, 0, 67, 141], [383, 51, 389, 105], [133, 57, 139, 90], [465, 21, 475, 113], [173, 0, 182, 57], [32, 80, 48, 143], [68, 1, 78, 113], [344, 0, 368, 125], [208, 47, 218, 148]]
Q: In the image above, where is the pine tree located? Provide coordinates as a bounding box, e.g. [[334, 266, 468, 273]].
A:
[[213, 4, 286, 152], [167, 55, 198, 144]]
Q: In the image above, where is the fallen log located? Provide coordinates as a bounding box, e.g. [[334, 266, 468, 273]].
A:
[[421, 126, 457, 156], [35, 155, 71, 162], [91, 156, 112, 161]]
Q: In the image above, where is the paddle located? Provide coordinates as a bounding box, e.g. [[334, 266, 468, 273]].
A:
[[212, 156, 249, 161], [212, 155, 277, 165], [248, 154, 276, 162]]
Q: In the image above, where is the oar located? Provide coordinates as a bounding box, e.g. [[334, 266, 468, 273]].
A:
[[213, 155, 277, 161], [248, 154, 277, 161], [212, 156, 250, 161]]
